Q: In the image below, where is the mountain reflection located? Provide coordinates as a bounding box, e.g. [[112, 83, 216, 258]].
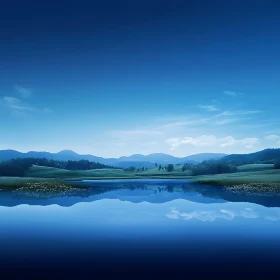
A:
[[1, 179, 280, 207]]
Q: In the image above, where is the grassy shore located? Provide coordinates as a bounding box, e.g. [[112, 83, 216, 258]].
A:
[[222, 183, 280, 196], [13, 181, 90, 198], [195, 169, 280, 186], [0, 177, 63, 190]]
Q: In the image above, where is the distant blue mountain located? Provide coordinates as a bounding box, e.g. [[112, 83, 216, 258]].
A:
[[0, 149, 227, 167], [0, 150, 23, 161]]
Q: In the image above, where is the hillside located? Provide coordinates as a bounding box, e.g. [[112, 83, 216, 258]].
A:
[[181, 153, 227, 163], [221, 148, 280, 165]]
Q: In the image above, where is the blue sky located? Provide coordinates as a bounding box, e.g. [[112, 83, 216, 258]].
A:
[[0, 0, 280, 157]]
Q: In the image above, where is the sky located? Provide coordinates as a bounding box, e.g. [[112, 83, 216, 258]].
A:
[[0, 0, 280, 158]]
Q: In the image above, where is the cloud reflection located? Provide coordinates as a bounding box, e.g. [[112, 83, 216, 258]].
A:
[[166, 208, 259, 221]]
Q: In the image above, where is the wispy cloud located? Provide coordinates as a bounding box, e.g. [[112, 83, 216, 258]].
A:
[[197, 105, 219, 112], [161, 118, 210, 128], [14, 85, 32, 98], [214, 118, 241, 125], [223, 90, 244, 97], [265, 135, 280, 141], [265, 135, 280, 144], [214, 110, 261, 118], [0, 96, 53, 116], [166, 135, 259, 150], [2, 96, 37, 112], [152, 110, 261, 129], [108, 110, 262, 143], [161, 110, 261, 129], [264, 130, 278, 135]]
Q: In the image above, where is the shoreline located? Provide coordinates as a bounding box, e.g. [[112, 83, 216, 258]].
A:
[[1, 172, 280, 192]]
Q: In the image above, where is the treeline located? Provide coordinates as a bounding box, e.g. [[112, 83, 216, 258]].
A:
[[181, 160, 237, 176], [124, 164, 175, 172], [0, 158, 116, 177]]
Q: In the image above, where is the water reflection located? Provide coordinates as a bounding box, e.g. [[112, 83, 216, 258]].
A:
[[1, 179, 280, 278], [166, 207, 260, 221], [1, 179, 280, 208]]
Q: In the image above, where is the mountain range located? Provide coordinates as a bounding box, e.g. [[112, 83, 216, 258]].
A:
[[0, 149, 227, 168]]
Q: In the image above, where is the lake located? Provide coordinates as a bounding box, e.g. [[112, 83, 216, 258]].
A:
[[1, 179, 280, 278]]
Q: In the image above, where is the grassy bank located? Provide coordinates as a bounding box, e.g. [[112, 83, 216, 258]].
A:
[[195, 169, 280, 186]]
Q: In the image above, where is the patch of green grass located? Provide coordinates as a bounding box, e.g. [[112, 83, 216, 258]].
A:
[[25, 165, 192, 180], [26, 166, 128, 178], [195, 169, 280, 186], [237, 164, 274, 172]]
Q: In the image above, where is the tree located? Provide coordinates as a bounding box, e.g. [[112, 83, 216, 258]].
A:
[[155, 163, 158, 168], [158, 165, 162, 171], [274, 160, 280, 169], [182, 163, 192, 172], [124, 166, 136, 172], [182, 165, 187, 172], [167, 164, 174, 172]]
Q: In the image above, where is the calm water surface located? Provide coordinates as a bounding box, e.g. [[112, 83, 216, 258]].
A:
[[1, 179, 280, 278]]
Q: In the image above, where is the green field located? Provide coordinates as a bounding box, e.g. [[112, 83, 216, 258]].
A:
[[25, 165, 192, 180], [196, 168, 280, 186], [237, 164, 274, 172]]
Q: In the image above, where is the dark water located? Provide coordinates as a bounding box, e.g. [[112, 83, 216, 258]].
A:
[[1, 179, 280, 279]]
